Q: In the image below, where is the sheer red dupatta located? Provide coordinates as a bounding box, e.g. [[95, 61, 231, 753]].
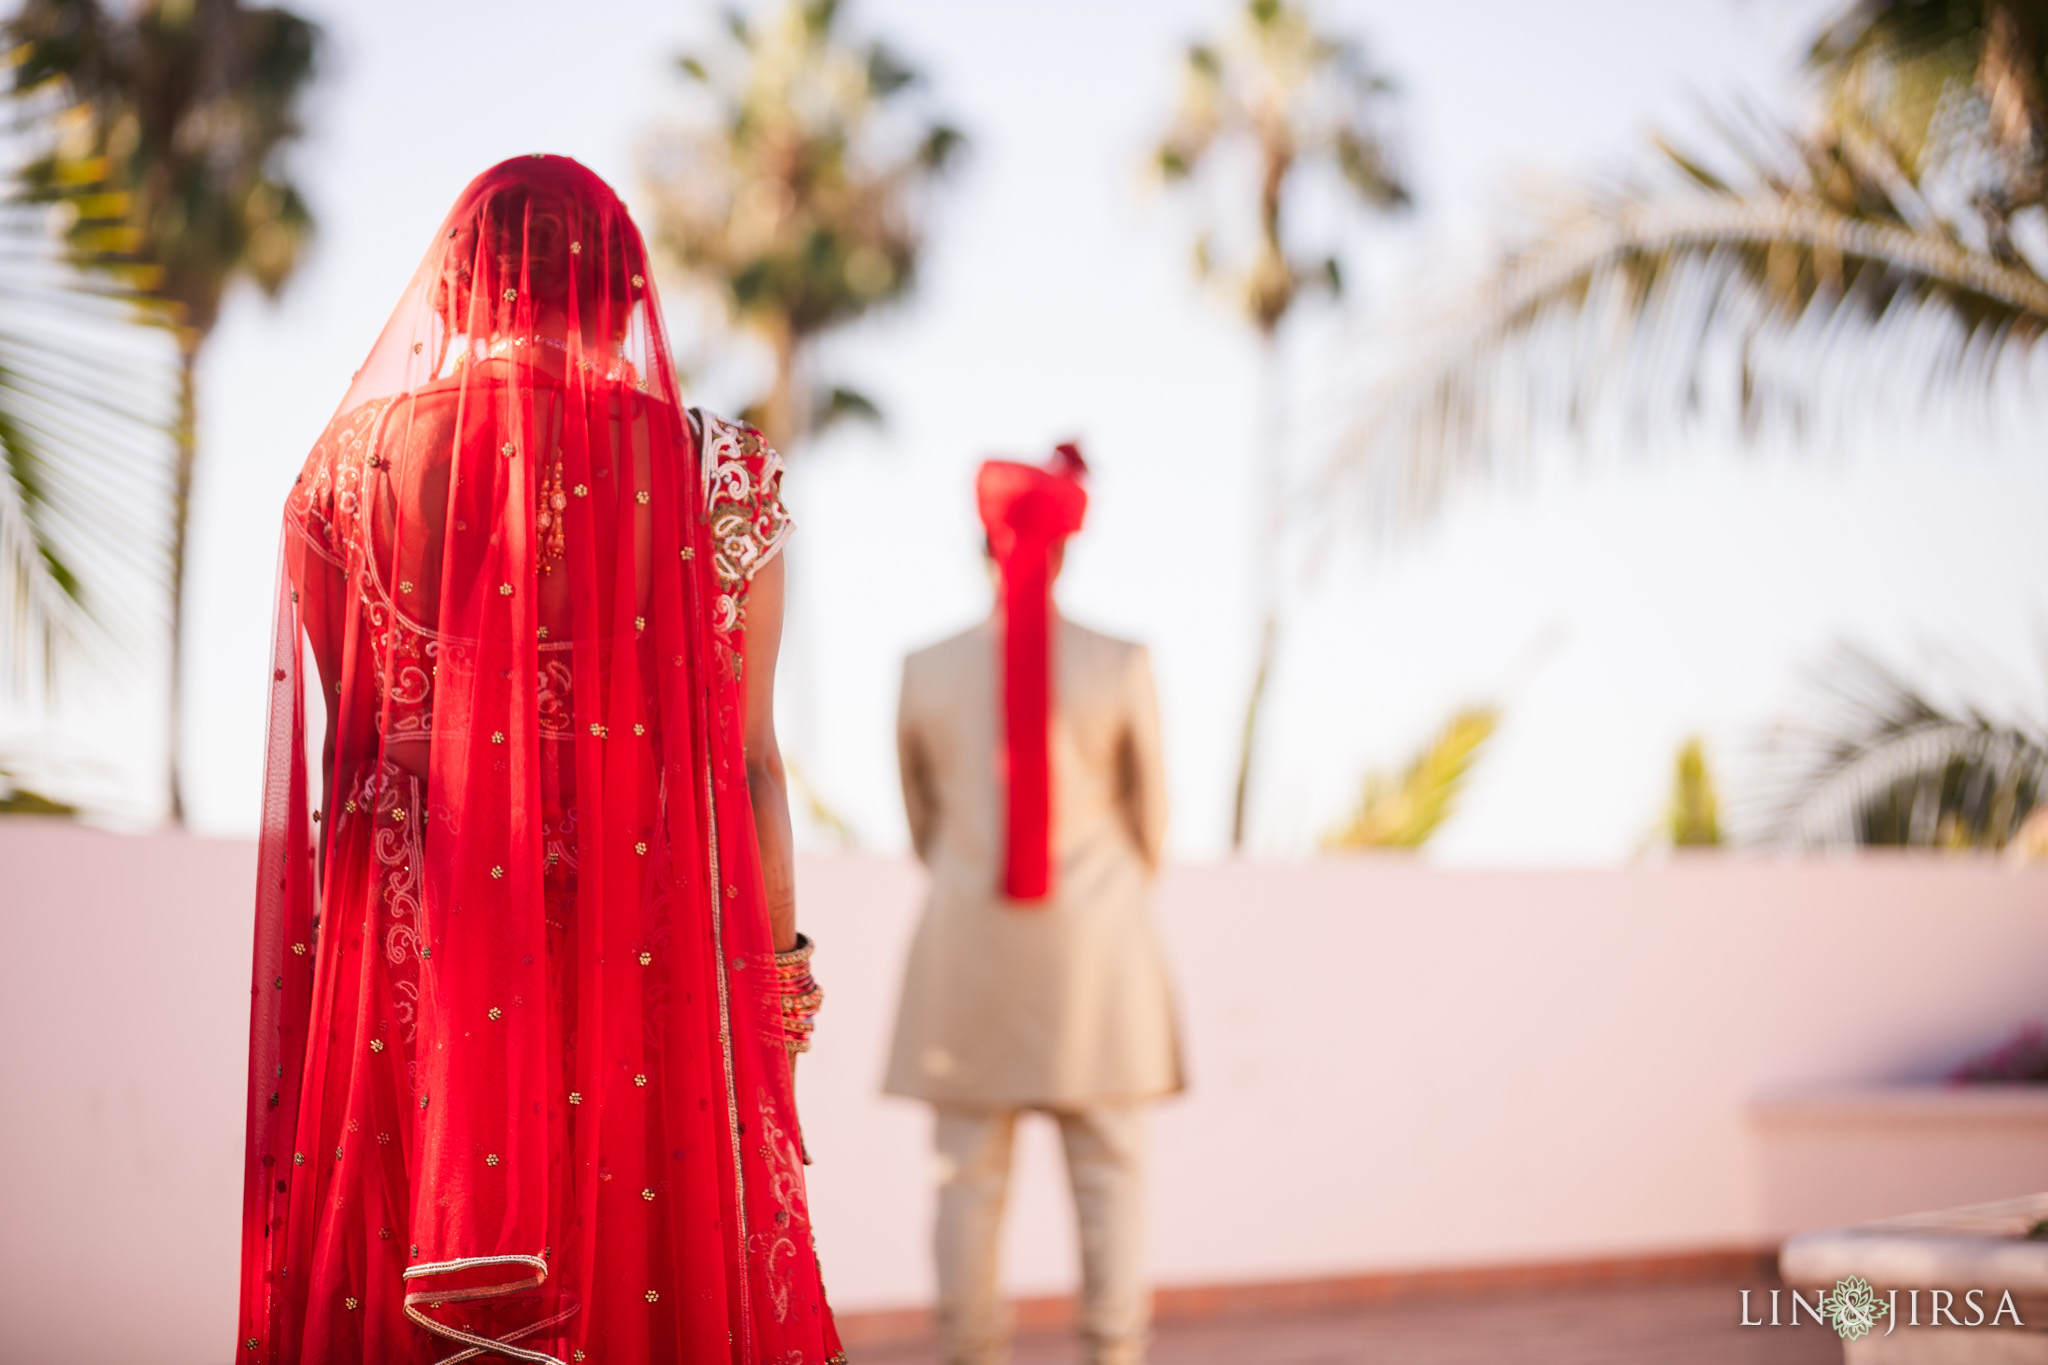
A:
[[240, 156, 841, 1365]]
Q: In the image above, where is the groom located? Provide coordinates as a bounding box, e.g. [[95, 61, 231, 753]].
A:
[[886, 444, 1183, 1365]]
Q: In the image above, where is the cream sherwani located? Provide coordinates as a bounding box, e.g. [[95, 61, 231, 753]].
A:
[[888, 614, 1182, 1365], [887, 615, 1182, 1106]]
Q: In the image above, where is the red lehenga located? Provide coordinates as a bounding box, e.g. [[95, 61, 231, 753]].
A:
[[238, 156, 844, 1364]]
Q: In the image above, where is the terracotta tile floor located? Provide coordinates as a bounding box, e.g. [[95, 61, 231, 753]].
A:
[[855, 1282, 1845, 1364]]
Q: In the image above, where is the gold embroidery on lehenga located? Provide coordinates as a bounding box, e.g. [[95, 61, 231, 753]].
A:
[[750, 1091, 808, 1322]]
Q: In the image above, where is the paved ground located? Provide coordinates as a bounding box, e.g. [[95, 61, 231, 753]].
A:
[[856, 1282, 1845, 1364]]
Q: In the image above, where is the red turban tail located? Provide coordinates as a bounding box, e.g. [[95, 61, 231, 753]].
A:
[[976, 444, 1088, 903]]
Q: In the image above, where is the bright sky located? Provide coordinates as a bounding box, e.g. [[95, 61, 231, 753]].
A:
[[17, 0, 2048, 861]]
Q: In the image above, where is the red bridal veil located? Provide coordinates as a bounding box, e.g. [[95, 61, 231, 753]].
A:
[[241, 155, 843, 1364], [975, 445, 1088, 902]]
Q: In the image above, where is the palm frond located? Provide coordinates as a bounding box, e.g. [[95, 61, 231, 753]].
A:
[[1317, 172, 2048, 543], [1322, 705, 1497, 850], [1666, 736, 1724, 847], [1317, 0, 2048, 546], [1748, 645, 2048, 850], [0, 203, 173, 698]]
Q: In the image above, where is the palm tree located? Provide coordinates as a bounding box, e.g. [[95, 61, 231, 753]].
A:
[[642, 0, 964, 451], [1152, 0, 1409, 849], [1754, 645, 2045, 850], [1317, 0, 2048, 541], [7, 0, 321, 824]]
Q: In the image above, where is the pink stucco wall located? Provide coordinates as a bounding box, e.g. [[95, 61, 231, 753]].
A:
[[2, 823, 2044, 1362]]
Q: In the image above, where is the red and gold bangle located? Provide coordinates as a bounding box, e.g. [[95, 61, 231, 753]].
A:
[[775, 934, 823, 1057]]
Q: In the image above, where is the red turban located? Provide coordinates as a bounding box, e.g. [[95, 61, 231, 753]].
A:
[[976, 443, 1089, 903]]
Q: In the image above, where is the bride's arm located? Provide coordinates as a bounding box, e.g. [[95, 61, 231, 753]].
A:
[[741, 550, 798, 953]]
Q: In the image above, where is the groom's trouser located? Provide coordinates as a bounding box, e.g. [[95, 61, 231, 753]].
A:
[[931, 1103, 1148, 1365]]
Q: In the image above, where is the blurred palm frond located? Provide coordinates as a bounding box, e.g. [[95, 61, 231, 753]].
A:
[[0, 758, 80, 815], [1667, 736, 1724, 847], [1321, 133, 2048, 541], [1322, 704, 1497, 850], [0, 199, 172, 701], [1318, 0, 2048, 544], [1753, 645, 2046, 850]]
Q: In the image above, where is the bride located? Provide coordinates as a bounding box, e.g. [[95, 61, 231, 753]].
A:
[[237, 154, 842, 1365]]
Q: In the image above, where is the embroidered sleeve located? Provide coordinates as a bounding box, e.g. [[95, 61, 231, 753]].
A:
[[286, 398, 391, 567], [698, 409, 793, 633]]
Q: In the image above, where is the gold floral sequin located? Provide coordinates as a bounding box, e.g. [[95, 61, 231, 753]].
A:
[[344, 800, 358, 814], [634, 616, 645, 631], [590, 723, 608, 738], [412, 342, 423, 355], [392, 808, 405, 823], [644, 1289, 658, 1303], [399, 580, 414, 593], [633, 1073, 647, 1087], [370, 1039, 385, 1053], [344, 1297, 358, 1311], [570, 242, 581, 255], [485, 1153, 500, 1167], [293, 1152, 304, 1166], [679, 546, 694, 561], [635, 490, 650, 505], [502, 442, 516, 459], [631, 275, 645, 289], [491, 731, 505, 744], [334, 1145, 344, 1161], [638, 951, 652, 966], [292, 942, 307, 956], [573, 1353, 586, 1362], [568, 1091, 582, 1105], [499, 583, 514, 596], [641, 1188, 655, 1201], [634, 841, 648, 856], [488, 1006, 502, 1021], [632, 723, 645, 736], [503, 288, 518, 302], [378, 1226, 392, 1239], [247, 1339, 259, 1352], [573, 484, 588, 497], [490, 866, 505, 879]]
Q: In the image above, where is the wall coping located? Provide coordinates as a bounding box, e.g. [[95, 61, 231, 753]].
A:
[[1753, 1087, 2048, 1128]]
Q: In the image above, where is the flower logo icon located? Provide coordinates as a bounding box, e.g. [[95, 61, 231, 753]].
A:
[[1821, 1276, 1890, 1341]]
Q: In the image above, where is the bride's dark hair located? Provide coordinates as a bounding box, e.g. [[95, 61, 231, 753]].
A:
[[434, 165, 640, 338]]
